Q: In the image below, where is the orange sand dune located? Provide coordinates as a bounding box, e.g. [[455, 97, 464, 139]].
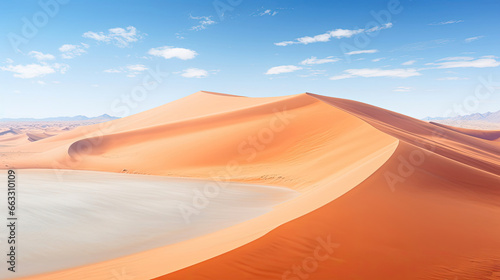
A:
[[26, 132, 56, 142], [0, 125, 73, 148], [310, 94, 500, 175], [0, 134, 28, 146], [3, 91, 500, 280], [160, 142, 500, 280]]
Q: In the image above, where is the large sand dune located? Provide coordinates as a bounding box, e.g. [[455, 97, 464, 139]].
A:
[[1, 91, 499, 280]]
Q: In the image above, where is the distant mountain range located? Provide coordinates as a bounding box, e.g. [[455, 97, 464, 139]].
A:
[[423, 110, 500, 123], [423, 109, 500, 130], [0, 114, 119, 122]]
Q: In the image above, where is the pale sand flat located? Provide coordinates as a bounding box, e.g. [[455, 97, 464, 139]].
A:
[[0, 169, 298, 279]]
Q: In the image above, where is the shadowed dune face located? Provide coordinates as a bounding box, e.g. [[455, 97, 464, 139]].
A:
[[2, 91, 500, 280], [158, 142, 500, 280], [309, 94, 500, 176], [26, 132, 56, 142], [430, 121, 500, 141]]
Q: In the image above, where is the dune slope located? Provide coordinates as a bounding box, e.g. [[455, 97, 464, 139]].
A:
[[3, 91, 500, 280], [7, 92, 398, 280]]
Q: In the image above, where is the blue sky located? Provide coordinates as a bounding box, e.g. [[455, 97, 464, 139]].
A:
[[1, 0, 499, 119]]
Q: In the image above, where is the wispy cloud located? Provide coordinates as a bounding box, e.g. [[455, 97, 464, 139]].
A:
[[1, 63, 68, 78], [345, 49, 378, 55], [83, 26, 142, 47], [28, 51, 55, 61], [59, 43, 89, 59], [394, 39, 451, 51], [330, 68, 421, 80], [180, 68, 209, 78], [429, 56, 500, 68], [127, 64, 147, 72], [259, 9, 278, 16], [300, 56, 339, 65], [372, 58, 385, 62], [437, 56, 474, 61], [393, 86, 413, 92], [275, 23, 392, 46], [104, 64, 148, 77], [428, 20, 463, 25], [103, 69, 121, 73], [401, 60, 416, 65], [265, 65, 302, 75], [437, 77, 469, 80], [189, 15, 216, 31], [465, 36, 484, 43], [148, 46, 198, 60], [298, 69, 327, 78]]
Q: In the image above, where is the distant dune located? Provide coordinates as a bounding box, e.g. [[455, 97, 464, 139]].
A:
[[2, 91, 500, 280], [0, 114, 118, 122], [424, 109, 500, 129], [0, 116, 119, 149]]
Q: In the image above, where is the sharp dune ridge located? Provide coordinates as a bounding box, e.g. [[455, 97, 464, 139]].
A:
[[2, 91, 500, 280]]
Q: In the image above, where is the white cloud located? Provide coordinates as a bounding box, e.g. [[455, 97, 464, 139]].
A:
[[83, 26, 142, 47], [275, 41, 295, 47], [104, 69, 122, 73], [401, 60, 416, 65], [298, 69, 327, 78], [59, 43, 89, 59], [104, 64, 148, 77], [465, 36, 484, 43], [393, 86, 413, 92], [126, 64, 148, 72], [330, 68, 421, 80], [265, 65, 302, 75], [52, 63, 69, 74], [394, 39, 451, 52], [300, 56, 339, 65], [36, 80, 46, 85], [429, 20, 463, 25], [345, 49, 378, 55], [372, 58, 385, 62], [437, 77, 469, 80], [28, 51, 55, 61], [259, 9, 278, 16], [0, 63, 69, 79], [190, 15, 216, 31], [275, 23, 392, 46], [180, 68, 209, 78], [5, 58, 14, 64], [437, 56, 474, 61], [430, 57, 500, 69], [148, 46, 198, 60]]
